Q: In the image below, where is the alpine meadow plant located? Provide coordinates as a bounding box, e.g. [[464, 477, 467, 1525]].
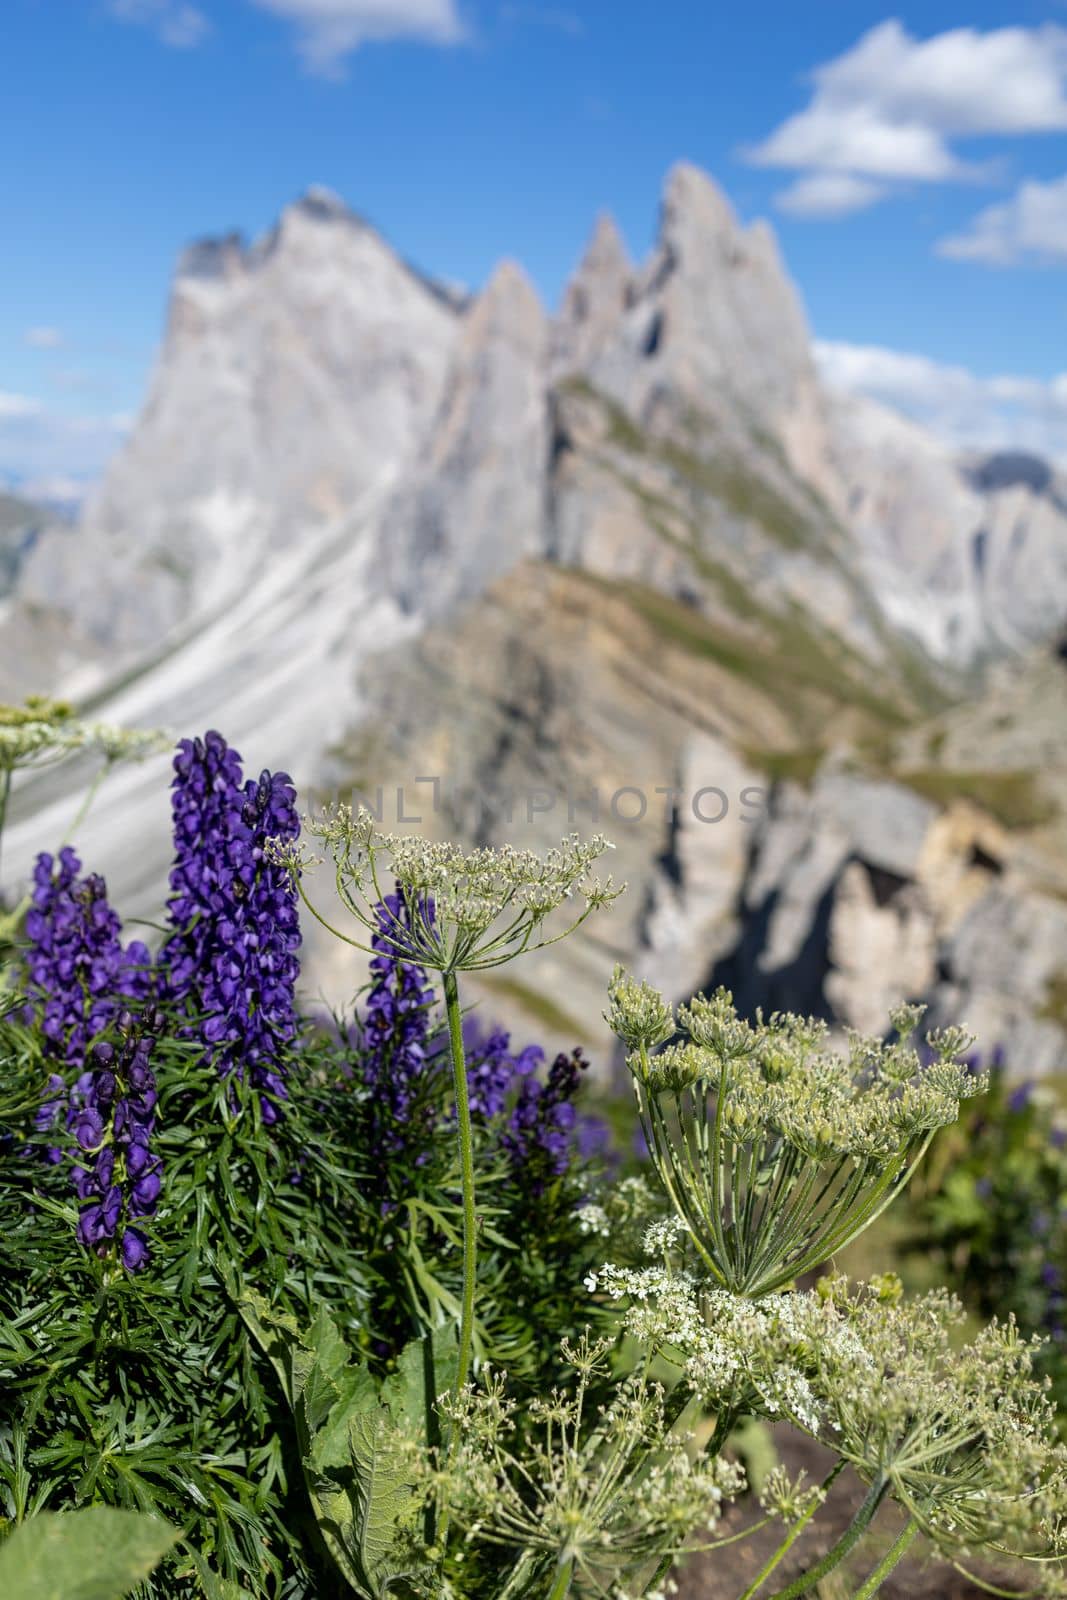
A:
[[71, 1005, 163, 1272], [25, 847, 152, 1071], [160, 730, 302, 1122], [272, 808, 623, 1398], [3, 708, 1067, 1600], [0, 698, 167, 971], [909, 1062, 1067, 1420], [607, 971, 984, 1295]]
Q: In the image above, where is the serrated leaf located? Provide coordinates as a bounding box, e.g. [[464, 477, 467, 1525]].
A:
[[382, 1325, 458, 1448], [346, 1406, 417, 1596], [0, 1508, 177, 1600]]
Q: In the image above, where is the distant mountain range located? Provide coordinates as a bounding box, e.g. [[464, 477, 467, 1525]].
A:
[[4, 165, 1066, 1067]]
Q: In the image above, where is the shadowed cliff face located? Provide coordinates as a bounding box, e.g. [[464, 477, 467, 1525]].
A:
[[3, 165, 1066, 1066]]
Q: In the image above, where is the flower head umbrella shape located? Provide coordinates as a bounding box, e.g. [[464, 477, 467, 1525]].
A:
[[607, 972, 985, 1298], [0, 701, 167, 962], [273, 806, 622, 975], [601, 1265, 1067, 1593], [270, 808, 623, 1414]]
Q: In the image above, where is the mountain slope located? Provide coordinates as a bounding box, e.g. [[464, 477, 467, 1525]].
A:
[[3, 163, 1066, 1065]]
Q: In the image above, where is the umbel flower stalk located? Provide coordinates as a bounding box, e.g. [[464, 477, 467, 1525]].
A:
[[0, 698, 167, 968], [606, 972, 984, 1295], [270, 809, 621, 1400]]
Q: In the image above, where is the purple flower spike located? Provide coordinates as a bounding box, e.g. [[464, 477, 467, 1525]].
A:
[[503, 1047, 592, 1192], [70, 1006, 163, 1273], [359, 891, 438, 1155], [23, 851, 154, 1146], [159, 732, 301, 1117]]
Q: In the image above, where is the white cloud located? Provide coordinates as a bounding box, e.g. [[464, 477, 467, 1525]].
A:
[[107, 0, 210, 47], [938, 173, 1067, 265], [10, 475, 90, 513], [815, 339, 1067, 461], [0, 400, 130, 491], [23, 326, 65, 350], [747, 20, 1067, 218], [0, 393, 42, 421], [248, 0, 465, 74], [774, 172, 887, 218]]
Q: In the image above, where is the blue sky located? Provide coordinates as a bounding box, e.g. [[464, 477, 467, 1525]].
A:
[[2, 0, 1066, 496]]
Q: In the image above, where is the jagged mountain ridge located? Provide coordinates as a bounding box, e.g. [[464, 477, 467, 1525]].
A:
[[3, 162, 1066, 1063], [7, 162, 1067, 701]]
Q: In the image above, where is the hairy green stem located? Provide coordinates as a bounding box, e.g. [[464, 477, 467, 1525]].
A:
[[546, 1555, 575, 1600], [645, 1550, 675, 1593], [737, 1460, 847, 1600], [0, 764, 10, 880], [763, 1474, 887, 1600], [61, 758, 110, 848], [443, 968, 478, 1401], [852, 1518, 918, 1599]]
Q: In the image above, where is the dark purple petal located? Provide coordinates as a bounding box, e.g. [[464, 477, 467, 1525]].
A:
[[121, 1229, 149, 1271]]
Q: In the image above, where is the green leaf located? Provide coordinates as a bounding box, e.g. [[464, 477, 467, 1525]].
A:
[[345, 1404, 415, 1594], [0, 1508, 178, 1600], [382, 1325, 458, 1449]]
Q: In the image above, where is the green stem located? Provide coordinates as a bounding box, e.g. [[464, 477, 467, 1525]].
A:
[[645, 1550, 675, 1594], [444, 968, 478, 1400], [737, 1460, 847, 1600], [61, 758, 109, 847], [763, 1474, 887, 1600], [851, 1518, 918, 1599], [546, 1555, 575, 1600], [498, 1550, 547, 1598], [705, 1403, 741, 1458], [0, 764, 11, 881]]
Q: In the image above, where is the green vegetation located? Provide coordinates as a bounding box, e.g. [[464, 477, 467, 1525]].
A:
[[479, 971, 594, 1042], [579, 379, 820, 553], [739, 744, 826, 787], [575, 568, 912, 741], [896, 766, 1058, 830], [1041, 969, 1067, 1029]]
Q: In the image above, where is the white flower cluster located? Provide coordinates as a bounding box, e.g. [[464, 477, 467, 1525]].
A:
[[576, 1202, 611, 1240], [594, 1256, 1067, 1571], [597, 1265, 833, 1435], [606, 972, 984, 1294], [430, 1332, 743, 1595], [275, 806, 624, 974], [0, 698, 168, 774]]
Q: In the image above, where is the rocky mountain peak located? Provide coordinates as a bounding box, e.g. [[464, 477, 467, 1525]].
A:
[[552, 211, 633, 376], [476, 257, 544, 323], [13, 186, 462, 682], [563, 161, 830, 493], [378, 255, 550, 617], [291, 183, 359, 223], [176, 231, 248, 284], [656, 160, 742, 262]]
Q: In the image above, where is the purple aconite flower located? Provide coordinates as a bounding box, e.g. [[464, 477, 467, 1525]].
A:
[[503, 1047, 590, 1191], [24, 848, 152, 1156], [24, 847, 152, 1073], [464, 1020, 542, 1121], [159, 731, 301, 1121], [359, 892, 438, 1153], [72, 1006, 163, 1272]]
